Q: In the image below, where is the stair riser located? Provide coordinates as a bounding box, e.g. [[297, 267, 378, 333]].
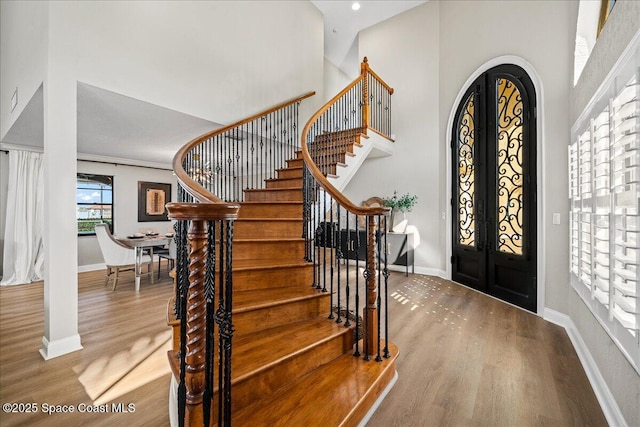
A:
[[319, 164, 341, 176], [234, 220, 303, 239], [233, 240, 305, 261], [277, 168, 303, 179], [314, 134, 361, 143], [238, 203, 302, 219], [341, 359, 397, 427], [234, 295, 329, 337], [311, 152, 348, 164], [287, 158, 304, 168], [315, 127, 364, 141], [266, 178, 303, 189], [308, 142, 359, 154], [229, 330, 354, 414], [233, 265, 314, 291], [244, 189, 302, 202]]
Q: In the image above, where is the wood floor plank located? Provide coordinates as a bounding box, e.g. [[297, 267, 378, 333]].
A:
[[0, 270, 174, 427], [365, 275, 607, 427]]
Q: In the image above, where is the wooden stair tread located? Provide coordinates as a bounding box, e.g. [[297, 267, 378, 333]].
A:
[[232, 258, 311, 270], [232, 341, 398, 426], [244, 186, 302, 192], [234, 237, 303, 243], [235, 218, 301, 222], [240, 201, 302, 205], [233, 287, 329, 313], [264, 177, 301, 182], [276, 166, 303, 171], [232, 318, 353, 384]]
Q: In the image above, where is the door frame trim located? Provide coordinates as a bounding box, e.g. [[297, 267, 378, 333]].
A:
[[445, 55, 546, 316]]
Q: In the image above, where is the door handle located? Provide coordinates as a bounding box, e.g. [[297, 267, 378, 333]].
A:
[[477, 199, 485, 251]]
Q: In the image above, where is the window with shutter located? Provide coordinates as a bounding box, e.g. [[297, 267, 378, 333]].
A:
[[570, 38, 640, 372]]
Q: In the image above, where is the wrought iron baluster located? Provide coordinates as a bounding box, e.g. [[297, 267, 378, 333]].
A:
[[315, 172, 321, 290], [268, 113, 273, 180], [203, 220, 216, 427], [344, 212, 351, 328], [221, 220, 234, 426], [176, 215, 188, 427], [217, 220, 225, 425], [383, 224, 390, 359], [354, 218, 361, 357], [336, 204, 342, 324], [376, 215, 382, 362], [214, 220, 236, 427]]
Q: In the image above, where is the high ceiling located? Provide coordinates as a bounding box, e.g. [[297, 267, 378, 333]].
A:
[[1, 1, 426, 167], [312, 0, 427, 74]]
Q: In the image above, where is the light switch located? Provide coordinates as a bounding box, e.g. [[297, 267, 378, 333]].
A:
[[552, 213, 561, 225]]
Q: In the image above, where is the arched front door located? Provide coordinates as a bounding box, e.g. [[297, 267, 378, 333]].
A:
[[451, 64, 537, 312]]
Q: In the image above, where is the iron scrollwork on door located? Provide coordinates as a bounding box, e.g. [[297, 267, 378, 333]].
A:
[[457, 93, 476, 247], [496, 78, 524, 256]]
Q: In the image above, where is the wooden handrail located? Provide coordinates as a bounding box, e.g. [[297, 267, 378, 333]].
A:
[[300, 62, 389, 217], [363, 61, 395, 95], [173, 91, 316, 203]]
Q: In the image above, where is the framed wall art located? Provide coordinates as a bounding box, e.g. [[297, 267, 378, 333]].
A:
[[138, 181, 171, 222]]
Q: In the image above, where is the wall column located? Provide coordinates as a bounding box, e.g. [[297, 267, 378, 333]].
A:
[[39, 6, 81, 359]]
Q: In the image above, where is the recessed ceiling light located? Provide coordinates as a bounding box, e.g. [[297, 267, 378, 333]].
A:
[[352, 2, 361, 11]]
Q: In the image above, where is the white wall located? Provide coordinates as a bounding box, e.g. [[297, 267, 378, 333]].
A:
[[324, 58, 353, 103], [345, 1, 441, 274], [570, 1, 640, 425], [77, 161, 178, 269], [0, 0, 48, 140], [438, 0, 577, 315], [40, 1, 323, 128]]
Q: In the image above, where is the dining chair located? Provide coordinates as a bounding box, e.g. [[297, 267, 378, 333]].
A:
[[157, 239, 176, 277], [95, 223, 152, 290]]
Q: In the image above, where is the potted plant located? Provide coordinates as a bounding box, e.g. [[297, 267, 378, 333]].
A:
[[383, 191, 418, 231]]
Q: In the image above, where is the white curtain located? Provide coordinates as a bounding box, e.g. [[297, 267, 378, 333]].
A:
[[1, 150, 45, 286]]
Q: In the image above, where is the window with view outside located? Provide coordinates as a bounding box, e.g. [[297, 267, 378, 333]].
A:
[[77, 174, 113, 235]]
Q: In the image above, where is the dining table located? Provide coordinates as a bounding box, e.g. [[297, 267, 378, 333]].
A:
[[117, 234, 172, 291]]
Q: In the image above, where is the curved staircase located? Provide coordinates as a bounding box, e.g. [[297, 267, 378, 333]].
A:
[[167, 58, 398, 426]]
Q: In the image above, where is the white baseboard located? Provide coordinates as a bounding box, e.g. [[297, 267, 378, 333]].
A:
[[169, 373, 178, 427], [39, 334, 83, 360], [358, 370, 398, 427], [78, 263, 105, 273], [386, 264, 446, 279], [543, 308, 627, 427], [413, 266, 446, 279]]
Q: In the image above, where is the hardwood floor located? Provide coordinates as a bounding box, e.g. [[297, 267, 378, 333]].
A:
[[367, 274, 607, 427], [0, 268, 606, 426], [0, 267, 174, 427]]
